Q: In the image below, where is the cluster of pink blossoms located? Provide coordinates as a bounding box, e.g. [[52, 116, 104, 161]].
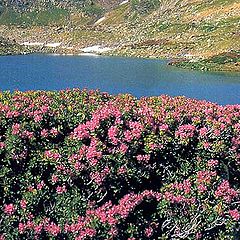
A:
[[1, 90, 240, 239], [215, 180, 238, 203], [3, 204, 15, 215], [229, 209, 240, 221], [18, 218, 61, 237], [175, 124, 196, 139], [45, 150, 61, 160]]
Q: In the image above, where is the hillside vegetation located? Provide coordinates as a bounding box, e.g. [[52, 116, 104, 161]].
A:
[[1, 89, 240, 239], [0, 36, 30, 55], [0, 0, 239, 71]]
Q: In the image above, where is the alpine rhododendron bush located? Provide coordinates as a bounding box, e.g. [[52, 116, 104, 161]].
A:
[[1, 89, 240, 239]]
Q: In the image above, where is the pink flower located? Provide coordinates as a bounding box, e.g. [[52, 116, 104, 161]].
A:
[[73, 124, 89, 140], [28, 186, 34, 192], [85, 227, 96, 237], [145, 226, 153, 237], [215, 180, 238, 202], [159, 124, 169, 132], [164, 191, 174, 201], [176, 124, 196, 139], [129, 121, 143, 139], [119, 144, 128, 154], [196, 232, 202, 239], [90, 172, 103, 185], [229, 209, 240, 221], [108, 126, 119, 145], [51, 174, 58, 183], [50, 128, 58, 136], [74, 161, 84, 170], [136, 154, 150, 163], [0, 234, 5, 240], [20, 199, 27, 209], [124, 130, 133, 142], [34, 224, 43, 234], [26, 220, 34, 229], [34, 114, 43, 122], [183, 179, 191, 194], [198, 184, 207, 193], [18, 223, 26, 234], [207, 159, 219, 167], [56, 185, 67, 194], [37, 181, 45, 190], [197, 171, 216, 184], [22, 130, 34, 139], [203, 142, 210, 149], [118, 166, 127, 175], [89, 159, 98, 167], [86, 143, 102, 160], [45, 150, 61, 160], [4, 203, 15, 215], [41, 129, 48, 137], [199, 127, 208, 137], [12, 123, 21, 135], [45, 222, 61, 236], [0, 142, 5, 149], [214, 129, 221, 136]]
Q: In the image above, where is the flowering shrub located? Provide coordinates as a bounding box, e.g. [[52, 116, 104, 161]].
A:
[[1, 89, 240, 239]]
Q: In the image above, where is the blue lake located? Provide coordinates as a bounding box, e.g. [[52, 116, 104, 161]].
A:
[[0, 54, 240, 105]]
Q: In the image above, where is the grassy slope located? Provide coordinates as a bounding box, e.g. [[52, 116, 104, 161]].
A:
[[0, 0, 239, 71], [105, 0, 240, 71]]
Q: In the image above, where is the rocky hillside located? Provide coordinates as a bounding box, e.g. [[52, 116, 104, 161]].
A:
[[0, 0, 239, 71], [0, 36, 31, 55]]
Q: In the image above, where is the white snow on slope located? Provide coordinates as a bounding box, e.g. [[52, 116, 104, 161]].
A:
[[81, 45, 113, 53], [120, 0, 129, 5]]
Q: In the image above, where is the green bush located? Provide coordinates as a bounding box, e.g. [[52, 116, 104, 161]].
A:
[[0, 89, 240, 239]]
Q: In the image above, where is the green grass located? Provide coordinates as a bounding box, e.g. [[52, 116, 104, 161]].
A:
[[171, 50, 240, 72], [194, 0, 237, 12], [208, 50, 240, 64], [0, 7, 69, 27]]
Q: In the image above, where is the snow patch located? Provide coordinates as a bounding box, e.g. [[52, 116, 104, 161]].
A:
[[94, 16, 106, 25], [21, 42, 62, 48], [81, 45, 113, 54], [61, 46, 74, 50], [79, 53, 100, 57], [45, 43, 61, 48], [120, 0, 129, 5], [21, 42, 44, 46]]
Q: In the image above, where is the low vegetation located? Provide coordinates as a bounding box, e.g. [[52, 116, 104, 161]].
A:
[[1, 89, 240, 239], [169, 50, 240, 72], [0, 36, 30, 55]]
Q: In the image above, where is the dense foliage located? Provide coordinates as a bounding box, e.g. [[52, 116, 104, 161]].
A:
[[1, 89, 240, 239]]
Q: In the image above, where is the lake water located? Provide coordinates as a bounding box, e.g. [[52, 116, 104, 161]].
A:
[[0, 54, 240, 105]]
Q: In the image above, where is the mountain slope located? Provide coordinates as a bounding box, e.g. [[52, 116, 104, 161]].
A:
[[0, 0, 239, 71]]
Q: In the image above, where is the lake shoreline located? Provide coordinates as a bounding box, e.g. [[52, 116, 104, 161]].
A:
[[1, 48, 240, 74], [1, 36, 239, 73], [1, 38, 240, 73], [1, 54, 240, 105]]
